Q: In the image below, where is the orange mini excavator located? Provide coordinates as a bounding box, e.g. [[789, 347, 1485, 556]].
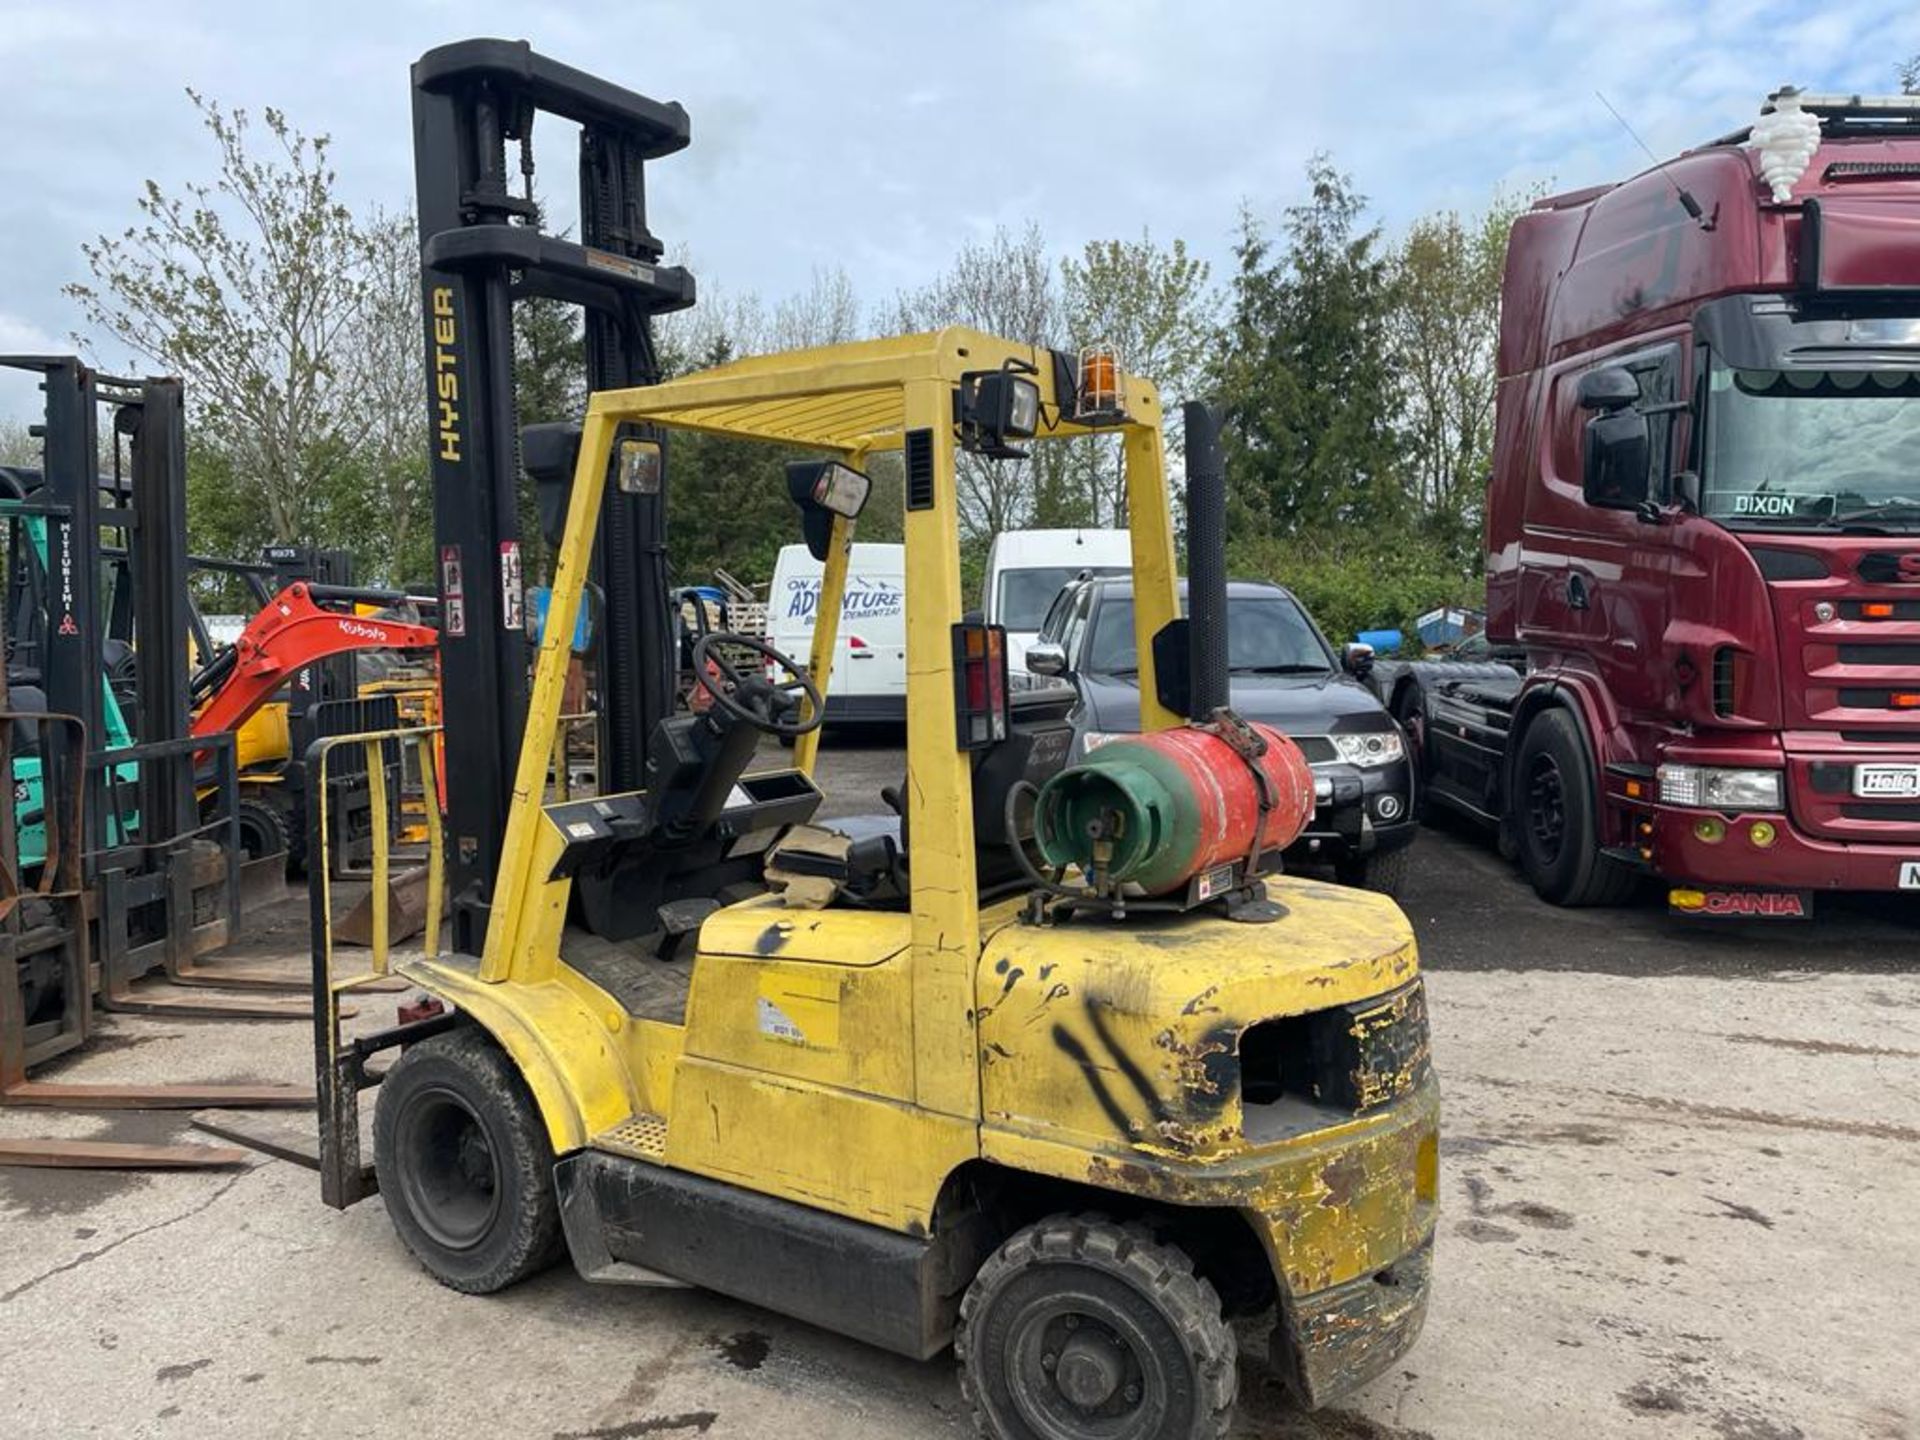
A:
[[189, 581, 439, 863]]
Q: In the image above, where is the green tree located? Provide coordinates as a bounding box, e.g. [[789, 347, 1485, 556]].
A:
[[1060, 232, 1220, 525], [663, 334, 809, 587], [349, 209, 432, 587], [66, 91, 378, 555], [509, 284, 585, 585], [0, 420, 38, 468], [1219, 158, 1409, 540], [1387, 190, 1531, 565], [890, 224, 1061, 548]]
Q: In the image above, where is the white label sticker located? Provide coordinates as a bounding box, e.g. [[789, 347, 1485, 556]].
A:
[[499, 540, 524, 631], [1900, 861, 1920, 890], [756, 996, 806, 1045]]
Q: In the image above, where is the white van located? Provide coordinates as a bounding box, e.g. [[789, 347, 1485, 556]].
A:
[[765, 542, 907, 725], [982, 528, 1132, 674]]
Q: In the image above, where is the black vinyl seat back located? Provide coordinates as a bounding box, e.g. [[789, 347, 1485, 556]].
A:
[[841, 687, 1078, 896]]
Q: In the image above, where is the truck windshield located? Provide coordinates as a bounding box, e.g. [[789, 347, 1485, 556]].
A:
[[1705, 363, 1920, 529], [997, 565, 1128, 630]]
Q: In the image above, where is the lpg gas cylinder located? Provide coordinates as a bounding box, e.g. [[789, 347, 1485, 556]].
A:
[[1032, 721, 1314, 897]]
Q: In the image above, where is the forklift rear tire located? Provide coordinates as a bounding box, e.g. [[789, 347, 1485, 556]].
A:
[[1513, 709, 1637, 907], [956, 1215, 1235, 1440], [373, 1028, 564, 1294]]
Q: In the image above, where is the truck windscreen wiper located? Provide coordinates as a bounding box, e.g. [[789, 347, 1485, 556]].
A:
[[1829, 498, 1920, 527]]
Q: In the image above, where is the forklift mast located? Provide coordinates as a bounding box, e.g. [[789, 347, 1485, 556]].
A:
[[10, 360, 200, 857], [411, 39, 695, 950]]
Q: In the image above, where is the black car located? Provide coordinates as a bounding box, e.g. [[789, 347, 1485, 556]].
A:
[[1026, 576, 1418, 894]]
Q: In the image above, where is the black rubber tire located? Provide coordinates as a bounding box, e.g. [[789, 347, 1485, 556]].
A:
[[372, 1028, 564, 1294], [956, 1215, 1235, 1440], [234, 793, 293, 865], [1391, 684, 1431, 824], [1512, 709, 1637, 907], [1337, 844, 1411, 898]]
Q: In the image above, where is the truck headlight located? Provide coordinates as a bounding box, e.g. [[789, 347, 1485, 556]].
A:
[[1328, 731, 1404, 768], [1656, 764, 1783, 811]]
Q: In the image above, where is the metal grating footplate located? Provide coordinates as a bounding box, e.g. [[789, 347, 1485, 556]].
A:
[[598, 1113, 669, 1161]]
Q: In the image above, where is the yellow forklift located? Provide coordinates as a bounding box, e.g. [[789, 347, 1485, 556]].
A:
[[318, 325, 1437, 1435]]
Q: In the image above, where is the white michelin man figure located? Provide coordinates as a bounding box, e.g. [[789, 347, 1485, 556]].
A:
[[1748, 86, 1823, 203]]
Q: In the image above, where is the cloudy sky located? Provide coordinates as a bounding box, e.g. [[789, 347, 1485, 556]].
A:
[[3, 0, 1916, 423]]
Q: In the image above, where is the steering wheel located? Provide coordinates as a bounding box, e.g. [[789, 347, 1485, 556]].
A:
[[691, 632, 824, 739]]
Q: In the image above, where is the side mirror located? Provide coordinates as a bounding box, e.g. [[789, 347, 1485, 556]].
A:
[[1026, 641, 1068, 678], [1342, 642, 1375, 679], [1577, 366, 1640, 413], [1582, 408, 1652, 511], [787, 459, 872, 562]]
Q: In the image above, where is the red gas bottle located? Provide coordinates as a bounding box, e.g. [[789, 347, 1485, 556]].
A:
[[1033, 719, 1315, 897]]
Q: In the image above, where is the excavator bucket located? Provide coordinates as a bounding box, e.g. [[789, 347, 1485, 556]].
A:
[[334, 863, 444, 948]]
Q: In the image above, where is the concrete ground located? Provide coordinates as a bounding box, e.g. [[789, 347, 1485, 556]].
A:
[[3, 737, 1918, 1440]]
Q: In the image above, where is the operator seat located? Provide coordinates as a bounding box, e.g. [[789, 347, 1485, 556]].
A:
[[829, 686, 1077, 898]]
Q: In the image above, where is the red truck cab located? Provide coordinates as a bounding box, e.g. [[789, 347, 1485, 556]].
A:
[[1488, 91, 1920, 914]]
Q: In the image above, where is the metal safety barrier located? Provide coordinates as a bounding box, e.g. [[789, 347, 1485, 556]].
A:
[[308, 724, 449, 1207]]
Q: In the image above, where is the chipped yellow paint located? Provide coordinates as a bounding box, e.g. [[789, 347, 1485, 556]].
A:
[[664, 1057, 975, 1231], [978, 877, 1419, 1161], [977, 876, 1435, 1299], [396, 328, 1435, 1375]]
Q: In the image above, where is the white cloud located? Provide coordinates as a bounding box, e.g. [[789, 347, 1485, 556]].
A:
[[1, 0, 1917, 425]]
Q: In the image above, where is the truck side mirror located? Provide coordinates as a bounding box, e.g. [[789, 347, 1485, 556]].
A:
[[1577, 367, 1640, 412], [1582, 409, 1652, 511], [1576, 364, 1652, 511], [1342, 642, 1375, 679], [1026, 641, 1068, 678]]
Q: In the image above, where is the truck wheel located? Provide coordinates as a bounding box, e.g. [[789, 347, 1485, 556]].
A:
[[1336, 844, 1411, 898], [956, 1215, 1235, 1440], [373, 1028, 563, 1294], [1513, 710, 1636, 907]]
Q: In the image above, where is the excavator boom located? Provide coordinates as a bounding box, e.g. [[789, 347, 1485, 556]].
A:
[[190, 583, 438, 741]]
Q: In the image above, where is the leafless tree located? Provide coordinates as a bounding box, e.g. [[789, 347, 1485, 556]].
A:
[[889, 224, 1061, 541], [66, 92, 378, 545], [770, 266, 862, 350]]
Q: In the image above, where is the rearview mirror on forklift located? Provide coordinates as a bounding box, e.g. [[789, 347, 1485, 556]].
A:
[[787, 459, 872, 561]]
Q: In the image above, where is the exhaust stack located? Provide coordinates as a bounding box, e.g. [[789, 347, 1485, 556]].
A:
[[1183, 400, 1230, 719]]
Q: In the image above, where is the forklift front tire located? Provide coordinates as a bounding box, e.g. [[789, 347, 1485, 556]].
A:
[[956, 1215, 1235, 1440], [373, 1028, 564, 1294]]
